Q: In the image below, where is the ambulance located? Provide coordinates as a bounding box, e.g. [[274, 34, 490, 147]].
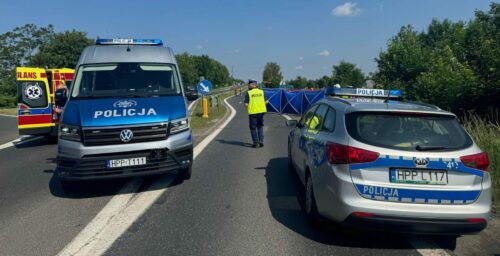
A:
[[16, 67, 74, 137]]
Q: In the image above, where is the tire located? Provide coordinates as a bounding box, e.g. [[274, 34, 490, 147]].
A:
[[177, 167, 192, 181], [305, 174, 320, 223]]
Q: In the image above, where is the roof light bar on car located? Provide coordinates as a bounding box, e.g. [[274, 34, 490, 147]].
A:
[[95, 38, 163, 46]]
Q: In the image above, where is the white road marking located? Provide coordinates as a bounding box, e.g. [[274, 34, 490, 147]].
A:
[[0, 136, 43, 150], [57, 96, 236, 256], [282, 114, 292, 120], [188, 99, 198, 111], [408, 236, 451, 256], [0, 113, 16, 117]]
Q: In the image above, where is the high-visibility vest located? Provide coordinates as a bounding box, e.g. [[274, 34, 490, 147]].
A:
[[247, 88, 267, 115]]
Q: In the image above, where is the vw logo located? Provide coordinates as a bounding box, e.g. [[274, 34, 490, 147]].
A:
[[414, 158, 429, 166], [113, 99, 138, 108], [120, 129, 134, 143]]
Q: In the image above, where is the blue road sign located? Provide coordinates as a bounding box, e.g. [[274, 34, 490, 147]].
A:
[[197, 80, 213, 95]]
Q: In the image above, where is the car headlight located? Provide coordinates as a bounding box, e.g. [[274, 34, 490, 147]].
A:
[[59, 124, 81, 142], [170, 118, 189, 134]]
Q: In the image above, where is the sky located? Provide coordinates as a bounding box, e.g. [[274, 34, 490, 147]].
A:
[[0, 0, 494, 82]]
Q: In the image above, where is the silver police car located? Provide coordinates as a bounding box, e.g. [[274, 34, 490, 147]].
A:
[[287, 88, 491, 234]]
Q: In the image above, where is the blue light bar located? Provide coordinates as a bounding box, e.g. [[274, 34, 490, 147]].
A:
[[327, 87, 403, 99], [95, 38, 163, 46]]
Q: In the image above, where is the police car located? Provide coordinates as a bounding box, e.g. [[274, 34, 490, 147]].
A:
[[55, 39, 193, 188], [286, 88, 491, 234]]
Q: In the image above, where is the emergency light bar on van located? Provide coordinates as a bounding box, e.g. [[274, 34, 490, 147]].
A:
[[95, 39, 163, 46], [327, 88, 403, 99]]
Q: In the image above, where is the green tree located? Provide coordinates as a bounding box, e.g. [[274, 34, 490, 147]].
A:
[[29, 30, 93, 68], [416, 46, 477, 112], [176, 52, 198, 86], [316, 75, 331, 88], [331, 61, 365, 87], [0, 24, 54, 95], [262, 62, 283, 88], [288, 76, 308, 89]]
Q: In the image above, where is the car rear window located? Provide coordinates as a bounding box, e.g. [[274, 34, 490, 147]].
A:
[[345, 112, 473, 152]]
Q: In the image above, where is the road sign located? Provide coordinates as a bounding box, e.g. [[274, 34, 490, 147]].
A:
[[197, 80, 212, 96]]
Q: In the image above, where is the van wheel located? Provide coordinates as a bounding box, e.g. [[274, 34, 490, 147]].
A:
[[305, 174, 320, 223], [178, 167, 192, 181]]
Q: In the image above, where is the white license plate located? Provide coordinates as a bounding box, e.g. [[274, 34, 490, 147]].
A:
[[390, 169, 448, 185], [106, 157, 147, 168]]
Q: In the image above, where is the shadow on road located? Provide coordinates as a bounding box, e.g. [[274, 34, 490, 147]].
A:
[[216, 139, 254, 148], [48, 172, 180, 199], [14, 136, 56, 149], [264, 157, 416, 250]]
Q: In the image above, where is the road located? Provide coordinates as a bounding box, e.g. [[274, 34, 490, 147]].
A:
[[0, 97, 498, 256]]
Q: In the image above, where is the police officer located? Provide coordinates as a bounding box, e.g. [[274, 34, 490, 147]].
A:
[[244, 79, 267, 148]]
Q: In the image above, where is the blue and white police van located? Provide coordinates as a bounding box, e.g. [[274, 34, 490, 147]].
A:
[[55, 39, 193, 188]]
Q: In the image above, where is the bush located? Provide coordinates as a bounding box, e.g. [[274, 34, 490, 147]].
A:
[[462, 113, 500, 204], [0, 95, 16, 107]]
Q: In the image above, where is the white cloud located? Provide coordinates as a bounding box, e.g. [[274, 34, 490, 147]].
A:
[[298, 57, 304, 61], [234, 48, 241, 54], [196, 44, 203, 49], [332, 2, 362, 17], [295, 65, 304, 70], [318, 50, 331, 57]]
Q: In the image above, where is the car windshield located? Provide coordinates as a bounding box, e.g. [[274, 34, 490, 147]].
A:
[[345, 112, 473, 152], [71, 63, 181, 99]]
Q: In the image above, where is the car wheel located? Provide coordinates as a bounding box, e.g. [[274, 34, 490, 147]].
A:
[[177, 167, 192, 181], [305, 174, 320, 223]]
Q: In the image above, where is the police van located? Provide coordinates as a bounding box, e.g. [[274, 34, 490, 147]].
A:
[[55, 39, 193, 187]]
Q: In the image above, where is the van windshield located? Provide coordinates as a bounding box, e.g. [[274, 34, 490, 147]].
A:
[[71, 63, 182, 98], [345, 112, 473, 152]]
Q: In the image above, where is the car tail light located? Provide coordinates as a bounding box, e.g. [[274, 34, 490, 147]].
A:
[[326, 142, 379, 164], [467, 218, 486, 223], [351, 212, 375, 218], [460, 152, 490, 171]]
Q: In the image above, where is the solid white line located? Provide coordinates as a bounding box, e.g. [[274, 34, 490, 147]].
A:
[[0, 113, 16, 118], [57, 96, 237, 256], [188, 99, 198, 111], [282, 114, 292, 120], [0, 136, 43, 150], [407, 236, 451, 256]]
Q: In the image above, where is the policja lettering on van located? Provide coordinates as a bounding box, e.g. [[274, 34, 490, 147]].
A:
[[94, 108, 157, 118]]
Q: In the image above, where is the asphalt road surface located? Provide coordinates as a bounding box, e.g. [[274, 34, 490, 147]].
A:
[[0, 98, 498, 256]]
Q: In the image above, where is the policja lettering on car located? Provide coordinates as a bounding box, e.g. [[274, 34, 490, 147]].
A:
[[94, 108, 157, 118]]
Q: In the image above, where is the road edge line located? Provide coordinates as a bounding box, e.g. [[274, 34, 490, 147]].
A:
[[0, 113, 17, 118], [407, 236, 451, 256], [0, 136, 43, 150], [57, 96, 237, 256]]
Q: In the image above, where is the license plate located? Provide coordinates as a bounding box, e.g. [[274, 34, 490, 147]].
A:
[[390, 169, 448, 185], [106, 157, 147, 168]]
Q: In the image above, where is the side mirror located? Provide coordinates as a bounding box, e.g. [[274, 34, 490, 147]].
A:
[[55, 88, 68, 106], [286, 120, 298, 127]]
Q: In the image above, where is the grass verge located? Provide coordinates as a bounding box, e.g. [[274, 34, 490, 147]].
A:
[[190, 92, 233, 132], [0, 108, 17, 116], [462, 114, 499, 206]]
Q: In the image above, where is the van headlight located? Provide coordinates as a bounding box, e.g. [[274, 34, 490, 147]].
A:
[[60, 124, 81, 142], [170, 118, 189, 134]]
